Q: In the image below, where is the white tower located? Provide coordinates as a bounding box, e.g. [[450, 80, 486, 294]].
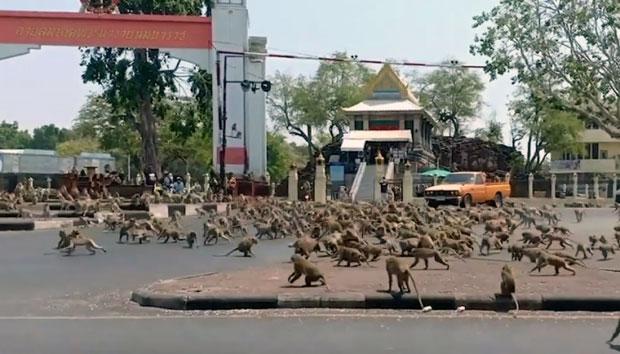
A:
[[212, 0, 267, 177]]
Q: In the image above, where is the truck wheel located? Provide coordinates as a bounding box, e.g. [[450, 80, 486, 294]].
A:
[[461, 194, 473, 209], [427, 201, 439, 209], [494, 193, 504, 208]]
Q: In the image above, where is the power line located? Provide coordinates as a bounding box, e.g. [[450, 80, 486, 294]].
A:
[[215, 49, 486, 69]]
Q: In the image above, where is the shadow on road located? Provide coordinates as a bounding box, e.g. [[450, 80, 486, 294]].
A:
[[608, 319, 620, 351]]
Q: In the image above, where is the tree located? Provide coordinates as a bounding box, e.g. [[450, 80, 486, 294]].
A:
[[266, 131, 293, 183], [412, 64, 485, 137], [80, 0, 210, 177], [509, 87, 584, 173], [268, 52, 373, 158], [0, 121, 31, 149], [56, 137, 101, 157], [471, 0, 620, 137], [474, 118, 504, 144], [30, 124, 70, 150], [73, 94, 141, 172]]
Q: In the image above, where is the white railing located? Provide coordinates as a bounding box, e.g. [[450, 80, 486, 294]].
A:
[[350, 162, 366, 202]]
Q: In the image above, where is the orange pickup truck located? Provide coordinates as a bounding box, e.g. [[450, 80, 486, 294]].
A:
[[423, 172, 511, 208]]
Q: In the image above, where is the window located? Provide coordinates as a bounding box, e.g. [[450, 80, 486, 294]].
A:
[[354, 120, 364, 130], [585, 121, 599, 129], [475, 174, 484, 185], [584, 143, 599, 159]]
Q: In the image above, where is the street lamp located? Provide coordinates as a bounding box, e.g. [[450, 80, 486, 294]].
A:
[[217, 52, 271, 192]]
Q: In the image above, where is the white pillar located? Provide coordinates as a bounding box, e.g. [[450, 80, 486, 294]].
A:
[[585, 184, 589, 199], [528, 173, 534, 199], [573, 172, 579, 198], [314, 155, 327, 203], [505, 173, 511, 183], [271, 182, 276, 197], [433, 176, 438, 186], [374, 152, 384, 202], [203, 174, 209, 192], [593, 175, 600, 199], [613, 174, 618, 200], [185, 172, 192, 190], [46, 177, 52, 191], [551, 174, 556, 200], [288, 164, 298, 201], [402, 161, 413, 203]]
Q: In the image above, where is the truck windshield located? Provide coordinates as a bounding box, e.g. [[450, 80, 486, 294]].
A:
[[442, 173, 475, 184]]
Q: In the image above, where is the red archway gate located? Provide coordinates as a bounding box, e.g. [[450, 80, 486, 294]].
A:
[[0, 10, 212, 49]]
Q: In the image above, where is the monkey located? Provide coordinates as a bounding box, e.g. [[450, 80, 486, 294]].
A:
[[574, 242, 594, 259], [599, 235, 609, 245], [225, 236, 258, 257], [42, 203, 51, 218], [186, 232, 197, 248], [417, 234, 435, 249], [500, 264, 519, 316], [520, 231, 543, 246], [529, 253, 576, 276], [589, 235, 599, 248], [409, 248, 450, 270], [55, 230, 72, 249], [19, 208, 33, 219], [335, 247, 368, 267], [552, 225, 572, 236], [203, 223, 232, 245], [59, 230, 107, 256], [544, 233, 574, 250], [399, 238, 418, 256], [518, 214, 536, 229], [479, 235, 502, 256], [597, 245, 616, 260], [159, 228, 186, 244], [507, 244, 523, 261], [195, 207, 209, 218], [254, 222, 275, 240], [288, 254, 327, 287], [290, 237, 321, 259], [385, 257, 428, 311], [359, 243, 382, 261], [574, 209, 585, 223], [552, 251, 586, 267]]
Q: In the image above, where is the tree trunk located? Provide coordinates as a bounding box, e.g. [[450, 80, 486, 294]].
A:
[[306, 125, 314, 158], [137, 99, 162, 178]]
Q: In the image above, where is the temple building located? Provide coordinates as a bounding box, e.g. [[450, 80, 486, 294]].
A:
[[341, 64, 436, 169]]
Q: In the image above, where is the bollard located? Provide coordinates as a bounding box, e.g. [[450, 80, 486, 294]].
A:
[[573, 172, 578, 199], [374, 152, 384, 202], [402, 161, 413, 203], [613, 174, 618, 200], [288, 164, 298, 201], [593, 175, 599, 200], [528, 173, 534, 199], [551, 174, 557, 200], [314, 154, 327, 203]]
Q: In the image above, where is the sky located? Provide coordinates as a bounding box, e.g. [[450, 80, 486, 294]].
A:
[[0, 0, 513, 140]]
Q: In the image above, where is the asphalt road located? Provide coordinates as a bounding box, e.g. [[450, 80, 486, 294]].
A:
[[0, 216, 292, 316], [0, 313, 618, 354]]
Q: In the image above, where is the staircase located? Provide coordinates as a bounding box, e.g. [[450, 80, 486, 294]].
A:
[[354, 164, 377, 201]]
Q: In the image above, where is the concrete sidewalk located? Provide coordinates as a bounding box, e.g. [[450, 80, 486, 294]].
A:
[[132, 253, 620, 312]]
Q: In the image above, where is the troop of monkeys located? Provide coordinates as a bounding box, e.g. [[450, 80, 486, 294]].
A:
[[53, 196, 620, 314]]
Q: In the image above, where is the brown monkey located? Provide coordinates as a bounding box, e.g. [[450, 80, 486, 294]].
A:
[[399, 238, 418, 256], [335, 247, 368, 267], [574, 242, 594, 259], [544, 234, 574, 250], [359, 243, 382, 261], [385, 257, 427, 310], [597, 245, 616, 260], [59, 230, 107, 256], [186, 232, 197, 248], [291, 237, 321, 259], [409, 248, 450, 270], [500, 264, 519, 316], [552, 251, 586, 267], [55, 230, 72, 249], [574, 209, 585, 223], [288, 254, 327, 287], [417, 235, 435, 249], [529, 253, 576, 275], [225, 236, 258, 257], [158, 228, 186, 244], [589, 235, 599, 248]]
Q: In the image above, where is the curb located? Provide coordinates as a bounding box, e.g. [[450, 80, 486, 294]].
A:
[[132, 290, 620, 312], [0, 220, 35, 231]]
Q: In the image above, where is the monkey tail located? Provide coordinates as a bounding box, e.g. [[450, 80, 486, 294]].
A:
[[408, 272, 425, 310], [511, 293, 519, 316], [223, 248, 238, 257]]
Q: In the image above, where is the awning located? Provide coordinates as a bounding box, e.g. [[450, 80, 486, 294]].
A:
[[341, 138, 367, 152], [343, 130, 413, 143]]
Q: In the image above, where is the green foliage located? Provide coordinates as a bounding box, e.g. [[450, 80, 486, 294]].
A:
[[0, 121, 31, 149], [509, 87, 584, 173], [80, 0, 211, 176], [412, 64, 485, 137], [56, 137, 101, 157], [474, 118, 504, 144], [471, 0, 620, 136], [30, 124, 71, 150], [268, 52, 373, 157], [72, 94, 141, 172], [266, 131, 292, 183]]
